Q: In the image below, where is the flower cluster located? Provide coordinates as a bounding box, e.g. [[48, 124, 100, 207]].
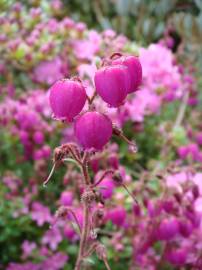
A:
[[0, 90, 52, 160], [49, 53, 142, 150]]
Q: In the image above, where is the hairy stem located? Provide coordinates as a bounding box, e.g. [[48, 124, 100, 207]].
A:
[[74, 203, 90, 270], [103, 258, 112, 270], [83, 242, 99, 258], [81, 152, 90, 185], [173, 90, 189, 129], [74, 151, 91, 270]]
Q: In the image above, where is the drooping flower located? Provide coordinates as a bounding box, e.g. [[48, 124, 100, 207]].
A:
[[49, 79, 86, 121], [74, 111, 112, 150]]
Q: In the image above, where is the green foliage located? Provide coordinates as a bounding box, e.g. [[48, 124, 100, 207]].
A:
[[0, 189, 33, 264]]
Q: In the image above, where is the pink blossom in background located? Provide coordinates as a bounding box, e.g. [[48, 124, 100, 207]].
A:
[[139, 44, 182, 98], [41, 252, 68, 270], [42, 227, 62, 250], [7, 252, 68, 270], [64, 224, 79, 242], [31, 202, 52, 226], [7, 262, 40, 270], [33, 57, 68, 85], [60, 191, 74, 206], [166, 172, 189, 192], [105, 206, 127, 227], [73, 30, 101, 60], [21, 241, 36, 259], [96, 175, 115, 199]]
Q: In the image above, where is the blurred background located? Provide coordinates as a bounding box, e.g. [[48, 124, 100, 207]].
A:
[[0, 0, 202, 269]]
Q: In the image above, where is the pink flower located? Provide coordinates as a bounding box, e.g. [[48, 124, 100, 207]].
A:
[[97, 175, 115, 199], [105, 206, 127, 227], [33, 57, 67, 85], [49, 79, 86, 121], [60, 191, 73, 206], [64, 224, 79, 242], [157, 217, 179, 241], [31, 202, 52, 226], [166, 172, 188, 192], [41, 252, 68, 270], [21, 241, 36, 259], [42, 227, 62, 250], [165, 248, 187, 266], [196, 132, 202, 145], [73, 30, 101, 60], [177, 145, 189, 159], [74, 111, 112, 150], [33, 131, 44, 144], [111, 54, 142, 93], [94, 65, 130, 107]]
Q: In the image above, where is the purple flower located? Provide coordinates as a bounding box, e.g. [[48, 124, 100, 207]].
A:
[[165, 248, 187, 266], [94, 65, 130, 107], [33, 131, 44, 144], [74, 111, 112, 150], [157, 217, 179, 241], [42, 252, 68, 270], [97, 176, 115, 199], [106, 206, 126, 227], [111, 54, 142, 93], [33, 57, 67, 85], [73, 30, 101, 60], [31, 202, 52, 226], [179, 219, 193, 237], [63, 224, 78, 242], [60, 191, 73, 206], [42, 227, 62, 250], [49, 79, 86, 121], [21, 241, 36, 259]]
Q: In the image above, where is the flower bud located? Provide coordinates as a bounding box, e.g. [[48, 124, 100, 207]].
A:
[[106, 206, 126, 227], [60, 191, 73, 206], [49, 79, 86, 121], [98, 177, 114, 199], [94, 65, 130, 107], [33, 131, 44, 144], [74, 111, 112, 150], [165, 248, 187, 266], [157, 217, 179, 241], [111, 54, 142, 93], [179, 219, 193, 237]]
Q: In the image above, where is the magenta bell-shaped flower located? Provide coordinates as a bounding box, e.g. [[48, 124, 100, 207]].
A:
[[74, 111, 112, 150], [179, 219, 193, 237], [105, 206, 126, 227], [111, 54, 142, 93], [165, 248, 187, 266], [49, 79, 86, 121], [98, 177, 114, 199], [94, 65, 130, 107], [60, 191, 73, 206], [157, 217, 179, 241]]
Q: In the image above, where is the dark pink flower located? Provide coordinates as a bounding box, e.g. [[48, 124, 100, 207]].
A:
[[74, 111, 112, 150], [49, 79, 86, 121], [157, 217, 179, 241], [165, 248, 187, 266], [94, 65, 130, 107], [111, 54, 142, 93], [60, 191, 73, 206], [105, 206, 126, 227]]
